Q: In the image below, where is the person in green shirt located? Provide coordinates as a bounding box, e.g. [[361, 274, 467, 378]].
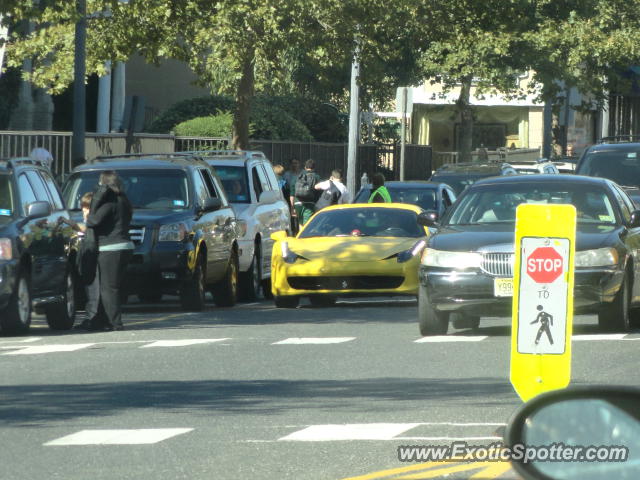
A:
[[368, 173, 392, 203]]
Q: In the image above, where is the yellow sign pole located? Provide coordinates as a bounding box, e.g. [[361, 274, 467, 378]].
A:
[[510, 204, 576, 402]]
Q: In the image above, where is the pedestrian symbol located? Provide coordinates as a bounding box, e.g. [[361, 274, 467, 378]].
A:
[[531, 305, 553, 345]]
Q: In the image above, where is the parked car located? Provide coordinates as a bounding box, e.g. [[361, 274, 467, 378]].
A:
[[62, 153, 239, 311], [353, 181, 457, 218], [575, 136, 640, 205], [429, 161, 518, 195], [507, 158, 560, 175], [270, 203, 428, 308], [195, 150, 291, 301], [417, 174, 640, 335], [0, 157, 77, 333]]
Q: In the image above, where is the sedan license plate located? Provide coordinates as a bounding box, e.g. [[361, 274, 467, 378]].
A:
[[494, 278, 513, 297]]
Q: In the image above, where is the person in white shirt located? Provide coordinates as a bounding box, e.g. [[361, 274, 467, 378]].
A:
[[314, 169, 351, 206]]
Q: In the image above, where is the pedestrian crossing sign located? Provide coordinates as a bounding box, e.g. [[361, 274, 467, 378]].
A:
[[510, 204, 576, 402]]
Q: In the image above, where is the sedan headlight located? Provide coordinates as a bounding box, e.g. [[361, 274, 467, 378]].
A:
[[575, 248, 618, 267], [158, 223, 187, 242], [397, 239, 427, 263], [421, 248, 483, 269], [0, 238, 12, 260]]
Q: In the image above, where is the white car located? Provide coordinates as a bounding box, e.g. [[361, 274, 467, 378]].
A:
[[200, 151, 291, 300], [508, 159, 560, 175]]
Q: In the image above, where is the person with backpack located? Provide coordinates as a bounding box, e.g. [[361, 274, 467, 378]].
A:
[[368, 173, 392, 203], [293, 159, 321, 225], [314, 169, 351, 211]]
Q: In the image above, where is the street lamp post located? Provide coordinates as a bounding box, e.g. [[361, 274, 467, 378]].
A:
[[72, 0, 86, 167]]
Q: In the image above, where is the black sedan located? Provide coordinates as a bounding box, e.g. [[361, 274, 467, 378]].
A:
[[353, 181, 457, 217], [417, 175, 640, 335]]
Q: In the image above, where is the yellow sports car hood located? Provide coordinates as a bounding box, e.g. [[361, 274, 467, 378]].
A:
[[286, 236, 423, 262]]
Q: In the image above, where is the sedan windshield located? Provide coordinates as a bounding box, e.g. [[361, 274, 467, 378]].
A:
[[446, 183, 617, 226], [63, 170, 190, 210], [213, 166, 250, 203], [579, 149, 640, 187], [355, 187, 438, 211], [300, 207, 424, 238], [0, 175, 14, 224]]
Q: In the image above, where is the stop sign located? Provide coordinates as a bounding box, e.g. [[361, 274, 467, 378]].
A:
[[526, 246, 564, 283]]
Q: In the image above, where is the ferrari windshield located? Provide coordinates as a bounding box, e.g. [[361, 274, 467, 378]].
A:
[[446, 183, 617, 226], [299, 207, 424, 238]]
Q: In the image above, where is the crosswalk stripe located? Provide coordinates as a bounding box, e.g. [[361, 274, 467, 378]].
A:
[[2, 343, 95, 355], [140, 339, 230, 348], [44, 428, 193, 445], [572, 334, 628, 341], [273, 337, 356, 345], [0, 337, 42, 344], [414, 336, 488, 343], [279, 423, 420, 441]]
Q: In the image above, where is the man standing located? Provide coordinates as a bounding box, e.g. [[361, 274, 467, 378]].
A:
[[293, 159, 320, 225], [368, 173, 392, 203], [314, 169, 351, 211]]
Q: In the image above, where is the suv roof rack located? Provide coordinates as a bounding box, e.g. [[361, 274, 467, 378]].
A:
[[184, 150, 267, 159], [0, 157, 50, 169], [598, 135, 640, 144], [90, 152, 197, 163]]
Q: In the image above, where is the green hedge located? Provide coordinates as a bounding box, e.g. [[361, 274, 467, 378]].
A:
[[174, 112, 233, 137]]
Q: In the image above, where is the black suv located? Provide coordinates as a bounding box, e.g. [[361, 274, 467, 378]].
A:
[[62, 154, 239, 310], [0, 158, 77, 333], [575, 136, 640, 205], [429, 162, 518, 195]]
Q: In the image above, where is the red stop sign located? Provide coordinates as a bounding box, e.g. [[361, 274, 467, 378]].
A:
[[526, 247, 564, 283]]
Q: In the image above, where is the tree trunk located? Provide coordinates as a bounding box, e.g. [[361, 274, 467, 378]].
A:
[[232, 51, 255, 150], [456, 75, 473, 163]]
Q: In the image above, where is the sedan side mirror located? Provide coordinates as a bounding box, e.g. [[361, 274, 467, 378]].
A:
[[201, 197, 222, 213], [26, 201, 51, 219], [417, 210, 439, 227], [629, 210, 640, 229], [504, 386, 640, 480]]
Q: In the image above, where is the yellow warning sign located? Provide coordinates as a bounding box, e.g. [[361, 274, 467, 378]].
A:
[[510, 204, 576, 402]]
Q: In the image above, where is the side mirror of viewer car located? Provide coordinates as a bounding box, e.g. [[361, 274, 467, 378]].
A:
[[503, 386, 640, 480], [271, 230, 288, 242], [417, 210, 439, 227]]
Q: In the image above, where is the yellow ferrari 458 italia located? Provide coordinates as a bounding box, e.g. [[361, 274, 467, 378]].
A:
[[270, 203, 429, 308]]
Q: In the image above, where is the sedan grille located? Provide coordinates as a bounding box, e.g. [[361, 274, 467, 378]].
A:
[[129, 226, 145, 245], [480, 253, 513, 277], [287, 276, 404, 291]]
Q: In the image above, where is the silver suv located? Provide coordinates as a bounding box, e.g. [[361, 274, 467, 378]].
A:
[[198, 151, 291, 300]]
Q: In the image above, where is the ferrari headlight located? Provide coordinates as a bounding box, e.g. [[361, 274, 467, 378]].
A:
[[397, 239, 427, 263], [281, 241, 299, 264], [158, 223, 187, 242], [421, 248, 483, 269], [575, 248, 618, 267], [0, 238, 12, 260]]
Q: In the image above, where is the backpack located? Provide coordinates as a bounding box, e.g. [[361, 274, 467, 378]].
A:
[[294, 171, 318, 202], [315, 181, 342, 211]]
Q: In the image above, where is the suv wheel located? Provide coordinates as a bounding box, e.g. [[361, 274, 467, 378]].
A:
[[240, 247, 262, 302], [45, 267, 76, 330], [180, 257, 206, 312], [1, 269, 32, 334], [212, 250, 238, 307]]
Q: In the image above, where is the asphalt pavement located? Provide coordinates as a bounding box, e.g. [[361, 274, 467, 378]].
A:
[[1, 296, 639, 480]]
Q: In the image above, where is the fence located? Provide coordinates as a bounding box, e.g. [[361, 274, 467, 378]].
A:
[[1, 130, 432, 182]]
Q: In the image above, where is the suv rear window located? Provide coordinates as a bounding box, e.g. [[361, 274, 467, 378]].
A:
[[213, 166, 250, 203], [578, 148, 640, 187], [63, 169, 190, 210], [0, 175, 14, 223]]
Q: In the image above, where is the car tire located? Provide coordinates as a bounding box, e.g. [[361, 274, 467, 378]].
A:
[[274, 296, 300, 308], [598, 272, 631, 332], [180, 257, 206, 312], [212, 250, 239, 307], [138, 291, 163, 303], [45, 267, 76, 330], [451, 313, 480, 330], [262, 277, 274, 300], [309, 295, 337, 307], [0, 268, 32, 334], [240, 247, 262, 302], [418, 285, 448, 336]]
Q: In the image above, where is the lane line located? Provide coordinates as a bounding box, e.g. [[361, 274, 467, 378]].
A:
[[2, 343, 95, 355], [44, 428, 193, 446], [273, 337, 356, 345], [395, 436, 502, 441], [140, 338, 230, 348], [0, 337, 42, 344], [414, 336, 488, 343], [279, 423, 420, 441]]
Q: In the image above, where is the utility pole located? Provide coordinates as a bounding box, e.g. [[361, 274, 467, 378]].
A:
[[400, 87, 407, 181], [346, 41, 360, 197], [72, 0, 87, 166]]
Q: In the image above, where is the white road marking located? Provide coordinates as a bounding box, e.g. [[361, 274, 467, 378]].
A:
[[44, 428, 193, 446], [395, 436, 502, 441], [572, 334, 628, 341], [2, 343, 95, 355], [414, 336, 488, 343], [0, 337, 42, 344], [140, 338, 230, 348], [279, 423, 420, 441], [273, 337, 356, 345]]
